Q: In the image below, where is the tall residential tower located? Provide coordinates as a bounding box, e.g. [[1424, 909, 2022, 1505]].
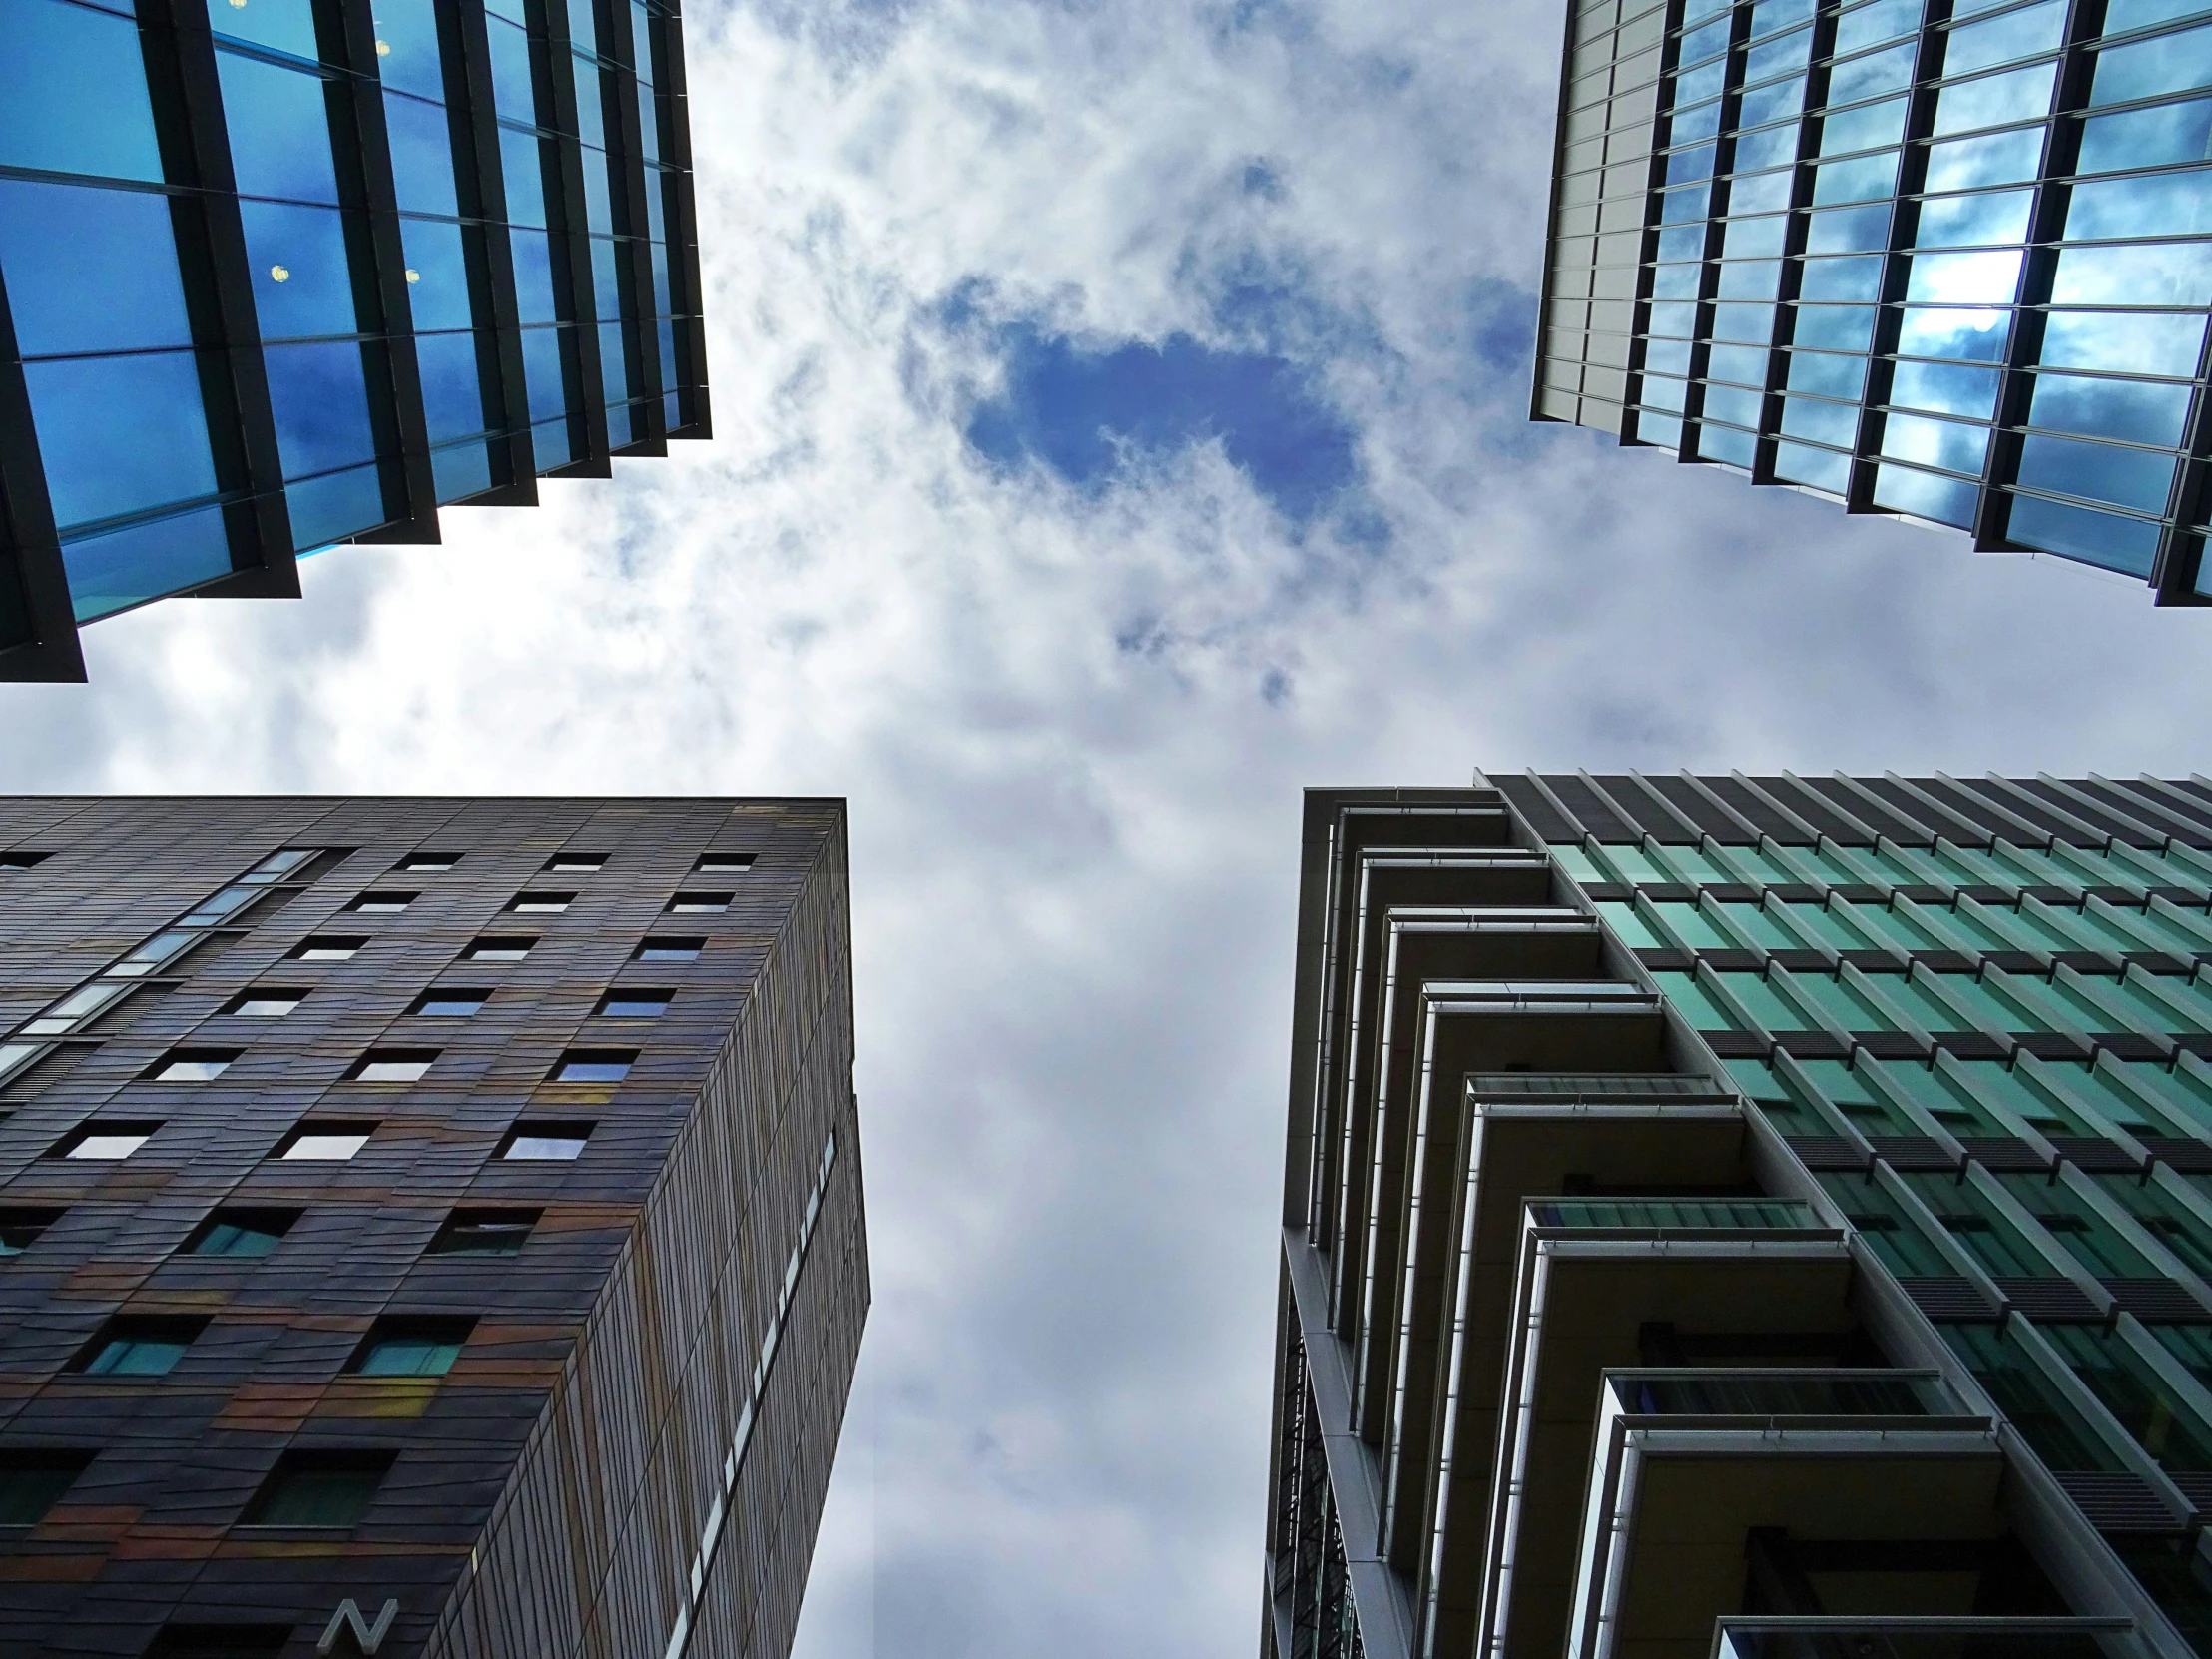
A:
[[1269, 771, 2212, 1659], [1535, 0, 2212, 604], [0, 0, 710, 681], [0, 797, 862, 1659]]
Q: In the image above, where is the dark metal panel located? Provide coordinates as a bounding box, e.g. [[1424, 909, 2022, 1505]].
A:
[[1761, 775, 1888, 845], [0, 267, 87, 681], [659, 1, 710, 440], [1708, 773, 1820, 844], [1642, 771, 1759, 843], [1493, 772, 1587, 842], [1540, 773, 1641, 841], [540, 0, 613, 480]]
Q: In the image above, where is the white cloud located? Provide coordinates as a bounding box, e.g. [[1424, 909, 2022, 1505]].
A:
[[7, 0, 2212, 1655]]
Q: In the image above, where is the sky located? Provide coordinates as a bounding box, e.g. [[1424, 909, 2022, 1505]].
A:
[[7, 0, 2212, 1655]]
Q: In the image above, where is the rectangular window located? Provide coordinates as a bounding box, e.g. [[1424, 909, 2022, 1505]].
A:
[[291, 936, 367, 962], [76, 1316, 208, 1377], [410, 989, 489, 1017], [695, 852, 756, 872], [347, 1050, 437, 1083], [145, 1625, 291, 1658], [224, 988, 308, 1017], [462, 935, 537, 961], [54, 1123, 159, 1161], [0, 1451, 91, 1526], [148, 1049, 240, 1083], [499, 1122, 593, 1159], [0, 851, 49, 870], [547, 852, 608, 871], [426, 1207, 539, 1255], [510, 891, 575, 913], [348, 1316, 475, 1378], [397, 853, 458, 872], [667, 890, 732, 912], [274, 1123, 376, 1162], [636, 937, 703, 961], [0, 1207, 64, 1255], [347, 891, 417, 914], [552, 1048, 635, 1082], [595, 989, 671, 1018], [185, 1208, 300, 1259], [241, 1450, 395, 1528]]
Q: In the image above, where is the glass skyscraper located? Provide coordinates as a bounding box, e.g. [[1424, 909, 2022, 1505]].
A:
[[0, 0, 709, 682], [1535, 0, 2212, 605]]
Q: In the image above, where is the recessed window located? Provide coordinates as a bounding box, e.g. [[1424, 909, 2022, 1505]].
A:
[[427, 1207, 540, 1255], [273, 1122, 375, 1162], [695, 852, 756, 872], [0, 1208, 64, 1256], [21, 980, 133, 1036], [290, 936, 366, 962], [547, 852, 607, 872], [551, 1049, 635, 1083], [347, 891, 417, 914], [595, 989, 671, 1018], [224, 988, 307, 1018], [347, 1049, 437, 1083], [0, 1450, 92, 1525], [499, 1122, 593, 1160], [347, 1316, 475, 1378], [240, 1449, 395, 1528], [0, 850, 49, 871], [410, 988, 489, 1017], [53, 1122, 160, 1161], [635, 937, 703, 962], [667, 891, 732, 913], [146, 1625, 291, 1659], [148, 1049, 240, 1083], [397, 853, 458, 872], [462, 935, 537, 962], [75, 1315, 208, 1378], [510, 891, 575, 914], [184, 1208, 300, 1259]]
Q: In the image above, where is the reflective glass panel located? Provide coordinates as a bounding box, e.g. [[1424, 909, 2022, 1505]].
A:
[[1882, 409, 1992, 473], [0, 0, 165, 183], [2091, 23, 2212, 105], [1644, 374, 1689, 413], [415, 331, 488, 442], [1646, 336, 1695, 375], [1730, 169, 1796, 217], [1915, 187, 2034, 246], [1831, 41, 1919, 104], [1935, 62, 2058, 134], [1908, 247, 2025, 302], [2040, 308, 2207, 371], [599, 320, 628, 400], [2105, 0, 2212, 28], [22, 354, 218, 529], [1874, 459, 1980, 522], [212, 0, 322, 60], [1782, 394, 1861, 444], [1721, 260, 1783, 299], [531, 412, 572, 469], [2077, 99, 2212, 172], [591, 235, 624, 319], [1776, 438, 1855, 489], [373, 0, 446, 101], [2018, 431, 2177, 510], [2029, 372, 2192, 443], [2009, 492, 2163, 571], [575, 61, 607, 149], [1896, 304, 2013, 358], [385, 91, 460, 218], [1924, 125, 2047, 189], [1674, 98, 1725, 143], [217, 50, 341, 205], [432, 438, 492, 501], [499, 126, 548, 227], [520, 325, 569, 421], [1945, 0, 2066, 75], [1792, 303, 1880, 349], [511, 228, 560, 323], [1893, 357, 2002, 417], [1701, 423, 1759, 464], [1747, 25, 1816, 84], [399, 217, 473, 331], [1663, 183, 1712, 222], [0, 181, 191, 356], [1670, 143, 1717, 185], [1807, 203, 1893, 251], [1837, 0, 1927, 55], [1740, 75, 1808, 128], [1735, 123, 1802, 173], [2051, 240, 2212, 304], [284, 462, 386, 546], [240, 201, 362, 338], [487, 16, 537, 124], [61, 505, 233, 622], [1713, 300, 1778, 341], [1788, 349, 1872, 397], [1681, 14, 1732, 65], [1710, 342, 1770, 383], [1824, 96, 1911, 154], [1815, 147, 1903, 202], [2067, 170, 2212, 240], [1705, 383, 1765, 425]]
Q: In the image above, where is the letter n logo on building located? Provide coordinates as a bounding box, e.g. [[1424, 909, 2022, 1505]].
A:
[[318, 1599, 400, 1655]]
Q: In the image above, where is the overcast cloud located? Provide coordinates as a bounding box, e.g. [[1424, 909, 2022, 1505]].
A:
[[4, 0, 2210, 1655]]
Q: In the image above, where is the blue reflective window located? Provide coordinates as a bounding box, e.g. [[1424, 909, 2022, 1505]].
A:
[[1643, 374, 1691, 413], [650, 242, 671, 315], [1658, 225, 1708, 261], [264, 341, 377, 476], [488, 16, 537, 125], [2008, 493, 2162, 573], [61, 503, 233, 622], [0, 181, 192, 355], [1788, 349, 1871, 398], [1924, 126, 2046, 189], [432, 439, 491, 502], [1735, 123, 1801, 172], [1650, 300, 1701, 338], [1680, 14, 1732, 66], [662, 389, 681, 430], [218, 50, 341, 205], [1704, 384, 1764, 426], [2018, 431, 2177, 511], [2029, 372, 2192, 443], [599, 321, 628, 401], [1815, 148, 1902, 203], [1783, 395, 1861, 445], [607, 399, 633, 446], [373, 0, 446, 101], [1882, 409, 1991, 473], [2041, 307, 2207, 371], [575, 58, 607, 148], [1908, 247, 2025, 302], [1731, 169, 1796, 216], [639, 93, 660, 165], [656, 319, 676, 383], [511, 228, 561, 323], [1676, 60, 1728, 109], [399, 218, 473, 331], [1646, 337, 1695, 375], [385, 91, 459, 218], [1945, 1, 2066, 75], [1837, 0, 1926, 55], [645, 168, 668, 242], [1740, 77, 1808, 129], [1673, 98, 1724, 144], [2078, 100, 2212, 172], [520, 325, 569, 421], [2092, 23, 2212, 106], [1777, 438, 1855, 489], [532, 413, 572, 470], [1936, 63, 2058, 134], [1806, 203, 1893, 252], [1701, 423, 1758, 465], [1638, 410, 1685, 449], [2051, 240, 2212, 304], [2067, 170, 2212, 240], [568, 0, 598, 53], [0, 0, 165, 183], [1757, 0, 1819, 25], [1670, 144, 1717, 185], [240, 201, 363, 339], [1712, 301, 1778, 342], [415, 331, 488, 442], [1792, 303, 1880, 349], [23, 353, 218, 529], [1894, 358, 2002, 418], [1831, 41, 1918, 104], [1726, 215, 1789, 259], [212, 0, 322, 61], [1916, 187, 2034, 246], [631, 2, 653, 80], [1874, 460, 1980, 523], [1747, 26, 1816, 84], [2106, 0, 2212, 30], [1897, 304, 2013, 358], [499, 127, 548, 228], [1720, 260, 1784, 298], [1823, 97, 1911, 155], [581, 148, 612, 231], [285, 460, 387, 546], [590, 236, 624, 320]]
